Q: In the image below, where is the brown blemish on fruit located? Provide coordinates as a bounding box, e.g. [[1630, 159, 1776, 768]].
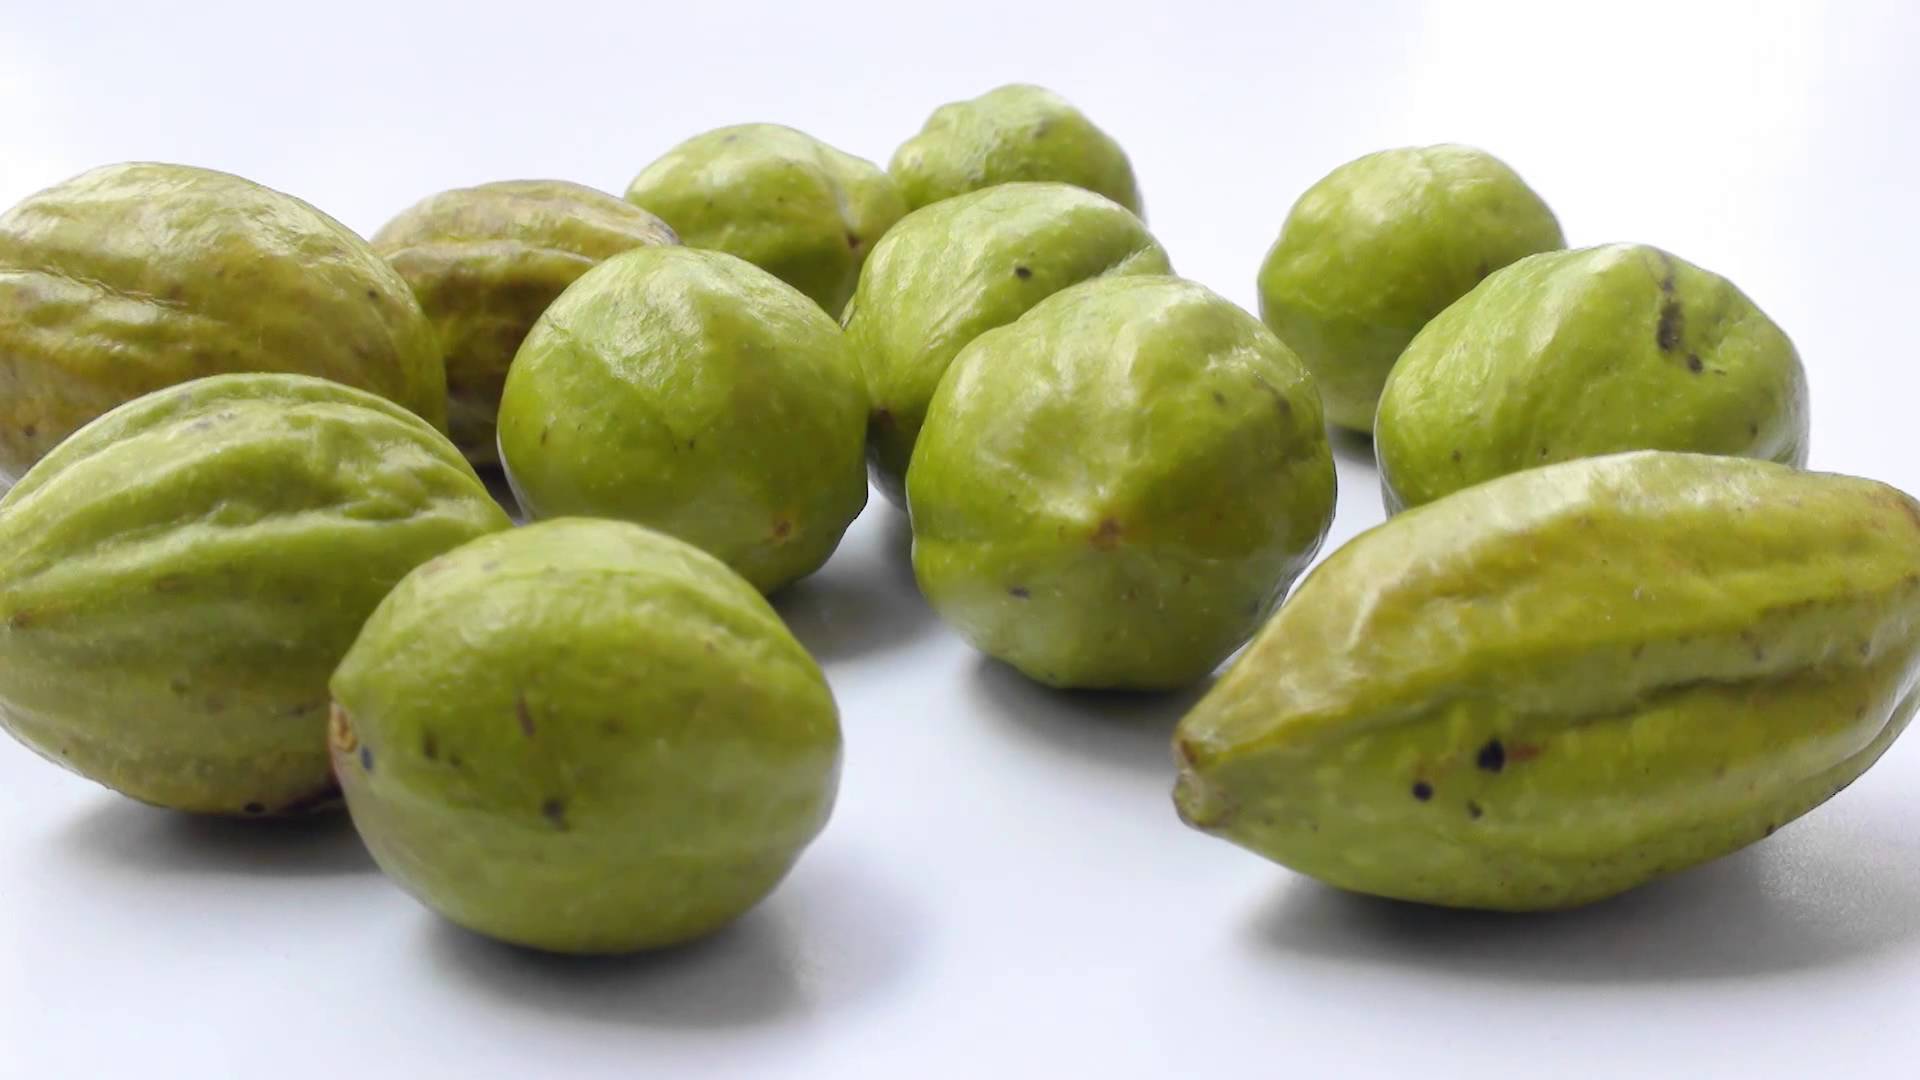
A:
[[359, 746, 374, 772], [1476, 739, 1506, 773], [243, 802, 265, 815], [1657, 301, 1684, 352], [422, 732, 439, 760], [539, 425, 550, 447], [328, 703, 358, 754], [1008, 586, 1030, 599], [1686, 354, 1704, 374], [772, 518, 793, 541], [516, 694, 536, 737], [21, 423, 37, 438], [1507, 742, 1543, 764], [846, 231, 861, 250], [541, 797, 569, 830], [1411, 781, 1434, 801], [7, 610, 33, 630], [1467, 801, 1483, 819], [1014, 265, 1032, 279], [1090, 518, 1123, 549]]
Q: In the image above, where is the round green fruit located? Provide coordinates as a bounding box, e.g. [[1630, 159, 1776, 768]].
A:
[[890, 84, 1143, 216], [909, 276, 1336, 691], [624, 124, 904, 315], [1256, 144, 1564, 432], [0, 162, 448, 482], [0, 374, 510, 815], [1376, 244, 1809, 512], [847, 182, 1170, 509], [329, 518, 842, 955], [372, 180, 679, 467], [497, 246, 867, 593]]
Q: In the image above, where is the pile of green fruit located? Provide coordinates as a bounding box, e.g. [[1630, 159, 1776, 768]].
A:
[[0, 81, 1912, 955]]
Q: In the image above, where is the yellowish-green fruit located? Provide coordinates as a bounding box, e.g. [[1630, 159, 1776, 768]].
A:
[[372, 180, 678, 466], [1175, 452, 1920, 911], [0, 162, 447, 481], [497, 246, 867, 593], [0, 374, 510, 814], [330, 518, 842, 955], [1256, 145, 1564, 432], [625, 124, 903, 315], [909, 275, 1335, 690], [1376, 244, 1808, 511], [890, 84, 1143, 216], [846, 182, 1170, 508]]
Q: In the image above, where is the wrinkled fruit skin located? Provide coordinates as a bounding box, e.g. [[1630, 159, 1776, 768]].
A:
[[1174, 452, 1920, 911], [909, 276, 1336, 690], [0, 162, 448, 482], [624, 124, 904, 316], [0, 374, 510, 815], [847, 182, 1170, 509], [1256, 144, 1563, 433], [373, 180, 678, 467], [1376, 244, 1809, 512], [330, 518, 841, 954], [890, 84, 1143, 217], [498, 247, 867, 593]]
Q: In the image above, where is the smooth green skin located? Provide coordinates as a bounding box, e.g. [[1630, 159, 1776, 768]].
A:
[[1256, 145, 1564, 433], [372, 180, 679, 467], [1174, 452, 1920, 911], [0, 162, 448, 482], [847, 183, 1171, 509], [1376, 244, 1810, 512], [909, 276, 1336, 691], [624, 124, 904, 316], [0, 374, 510, 815], [890, 84, 1144, 217], [330, 518, 841, 955], [497, 247, 867, 593]]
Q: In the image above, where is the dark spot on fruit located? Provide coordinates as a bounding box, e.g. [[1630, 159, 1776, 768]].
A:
[[1474, 260, 1491, 279], [1656, 301, 1684, 352], [422, 732, 439, 760], [1450, 449, 1462, 463], [365, 288, 378, 301], [685, 438, 696, 450], [723, 133, 739, 143], [1009, 586, 1030, 599], [20, 423, 36, 438], [1091, 518, 1123, 550], [1859, 641, 1872, 658], [703, 639, 717, 653], [601, 720, 625, 736], [448, 752, 465, 768], [1014, 265, 1032, 279], [772, 518, 793, 540], [846, 231, 861, 250], [539, 425, 550, 447], [516, 694, 535, 736], [1412, 782, 1434, 801], [1212, 391, 1226, 406], [359, 747, 374, 772], [1476, 739, 1506, 772], [1764, 823, 1777, 837], [1752, 645, 1766, 661], [1467, 801, 1483, 819], [243, 802, 265, 815], [1538, 446, 1549, 459], [1748, 421, 1760, 438], [1686, 354, 1704, 374], [542, 797, 569, 830]]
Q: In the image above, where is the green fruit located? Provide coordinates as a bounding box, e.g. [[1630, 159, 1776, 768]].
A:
[[890, 84, 1143, 216], [909, 276, 1336, 690], [1256, 145, 1564, 432], [1376, 244, 1809, 512], [0, 374, 510, 815], [372, 180, 679, 467], [497, 246, 866, 593], [0, 162, 448, 482], [1174, 451, 1920, 911], [329, 518, 841, 954], [847, 182, 1171, 509], [624, 124, 904, 315]]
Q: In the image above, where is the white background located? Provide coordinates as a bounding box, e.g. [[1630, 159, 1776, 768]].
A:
[[4, 2, 1919, 1077]]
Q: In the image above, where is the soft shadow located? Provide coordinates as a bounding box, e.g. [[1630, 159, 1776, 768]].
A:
[[1250, 819, 1920, 982], [968, 654, 1211, 782], [58, 797, 373, 877], [477, 465, 523, 522], [771, 567, 937, 663], [875, 506, 916, 591], [423, 849, 921, 1029], [1328, 425, 1376, 466]]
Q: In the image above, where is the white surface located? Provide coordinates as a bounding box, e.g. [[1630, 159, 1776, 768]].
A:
[[4, 2, 1920, 1077]]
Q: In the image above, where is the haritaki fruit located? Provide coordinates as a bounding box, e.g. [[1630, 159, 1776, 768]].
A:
[[0, 374, 509, 814], [329, 518, 842, 954]]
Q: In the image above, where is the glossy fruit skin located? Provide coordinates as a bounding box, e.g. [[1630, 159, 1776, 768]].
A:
[[890, 84, 1143, 216], [624, 124, 904, 316], [329, 518, 841, 955], [1256, 145, 1564, 432], [1376, 244, 1809, 512], [0, 374, 510, 815], [372, 180, 678, 467], [846, 182, 1170, 509], [0, 162, 447, 482], [1174, 452, 1920, 911], [497, 246, 867, 593], [909, 275, 1336, 691]]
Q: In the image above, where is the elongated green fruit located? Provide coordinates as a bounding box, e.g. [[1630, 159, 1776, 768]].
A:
[[1174, 451, 1920, 910]]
